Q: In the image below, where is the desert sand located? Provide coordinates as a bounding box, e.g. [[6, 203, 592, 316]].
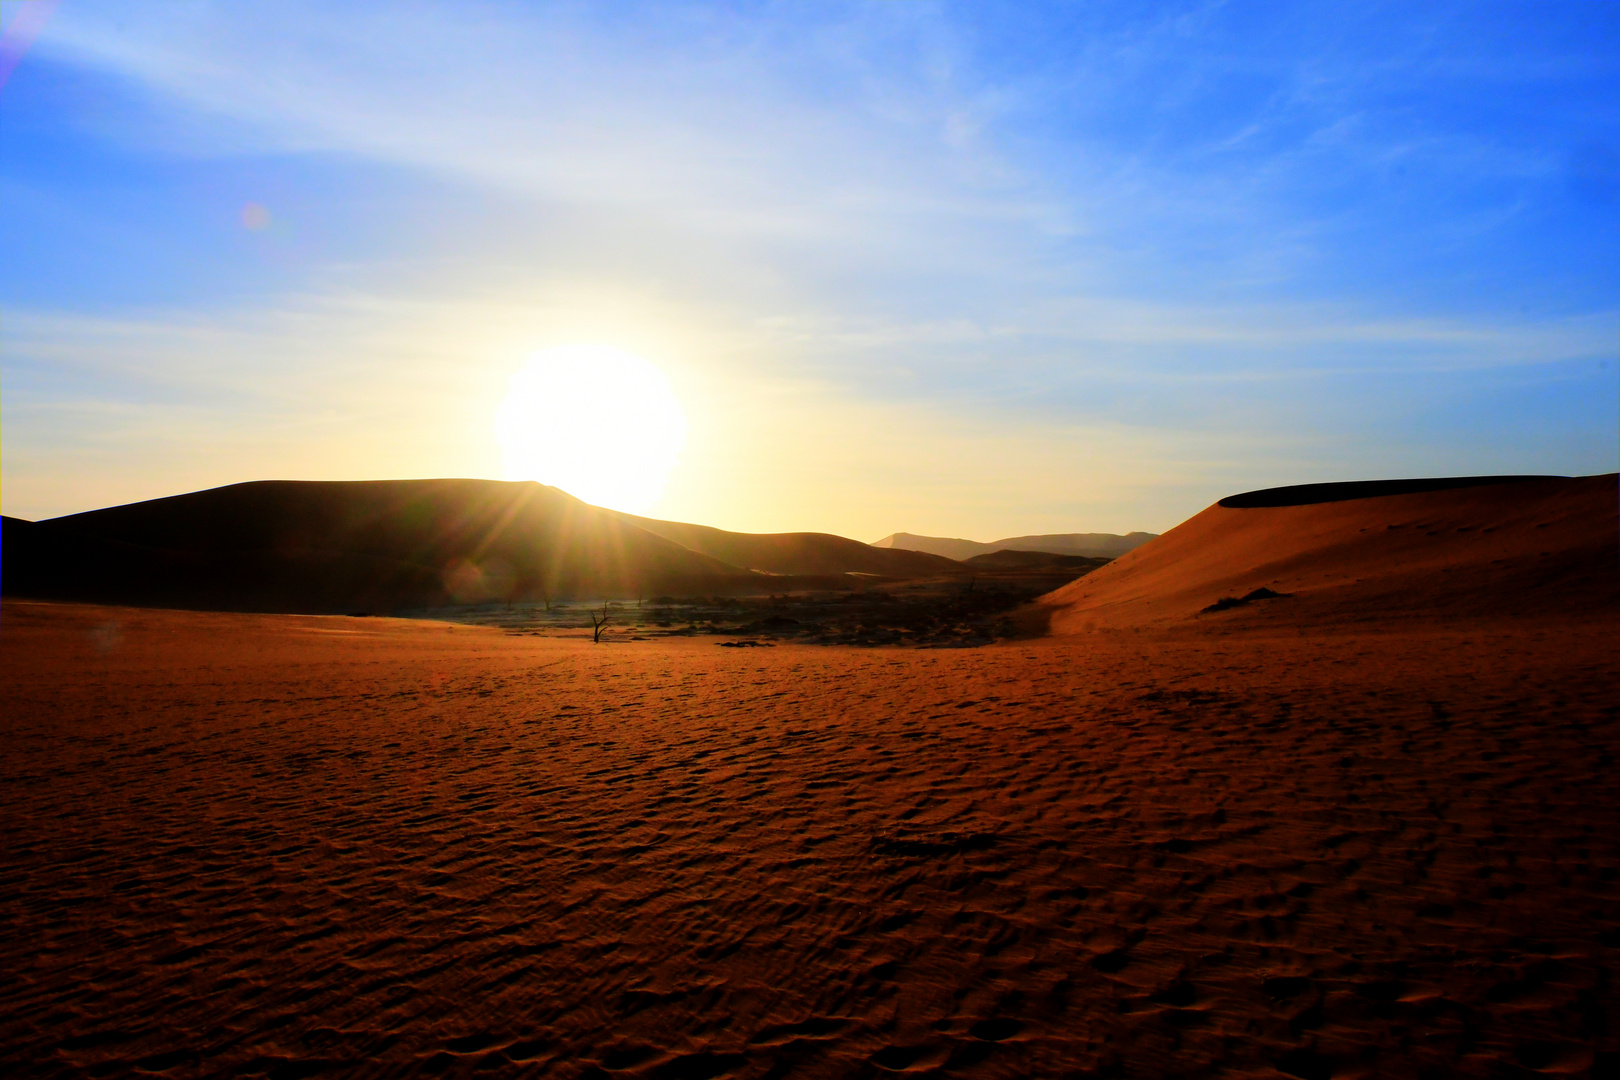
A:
[[3, 477, 1617, 1078]]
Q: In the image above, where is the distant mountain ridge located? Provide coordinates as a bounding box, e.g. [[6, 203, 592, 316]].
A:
[[871, 530, 1157, 561], [615, 513, 956, 579]]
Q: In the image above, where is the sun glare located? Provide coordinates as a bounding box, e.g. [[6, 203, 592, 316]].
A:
[[494, 345, 687, 514]]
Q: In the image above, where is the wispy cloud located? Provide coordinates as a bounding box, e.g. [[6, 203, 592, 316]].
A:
[[37, 5, 1014, 226], [31, 2, 1616, 309]]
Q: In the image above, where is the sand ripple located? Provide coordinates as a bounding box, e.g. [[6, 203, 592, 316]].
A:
[[2, 604, 1617, 1077]]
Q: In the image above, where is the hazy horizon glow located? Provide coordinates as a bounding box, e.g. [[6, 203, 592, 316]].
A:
[[495, 346, 687, 515], [1, 1, 1615, 540]]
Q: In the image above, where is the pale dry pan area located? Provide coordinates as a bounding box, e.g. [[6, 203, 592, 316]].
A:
[[3, 599, 1618, 1080]]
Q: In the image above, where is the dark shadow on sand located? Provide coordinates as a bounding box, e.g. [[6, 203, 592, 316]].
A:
[[1218, 475, 1564, 509]]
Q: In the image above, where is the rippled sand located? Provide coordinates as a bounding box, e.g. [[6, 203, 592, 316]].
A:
[[3, 601, 1617, 1078]]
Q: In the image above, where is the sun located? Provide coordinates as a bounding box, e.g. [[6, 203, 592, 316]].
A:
[[494, 345, 687, 514]]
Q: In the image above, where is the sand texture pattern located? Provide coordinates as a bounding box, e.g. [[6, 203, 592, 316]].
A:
[[3, 600, 1617, 1079]]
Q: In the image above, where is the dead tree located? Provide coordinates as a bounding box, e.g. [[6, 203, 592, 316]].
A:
[[589, 602, 610, 643]]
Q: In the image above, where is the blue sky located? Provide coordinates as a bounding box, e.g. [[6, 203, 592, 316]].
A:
[[2, 0, 1615, 537]]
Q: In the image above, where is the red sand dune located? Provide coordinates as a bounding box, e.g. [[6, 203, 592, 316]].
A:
[[1037, 474, 1617, 632], [2, 474, 1616, 1079]]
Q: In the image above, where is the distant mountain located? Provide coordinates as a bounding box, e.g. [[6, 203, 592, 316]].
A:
[[614, 513, 958, 579], [871, 530, 1157, 561], [960, 550, 1107, 572], [2, 479, 964, 615]]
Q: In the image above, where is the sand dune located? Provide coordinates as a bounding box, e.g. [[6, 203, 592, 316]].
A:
[[4, 480, 748, 611], [961, 550, 1106, 573], [872, 531, 1157, 561], [1037, 474, 1617, 633], [3, 480, 975, 614], [616, 514, 958, 578]]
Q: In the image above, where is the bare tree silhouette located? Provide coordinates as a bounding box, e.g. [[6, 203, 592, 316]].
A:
[[533, 562, 553, 613], [589, 601, 610, 643]]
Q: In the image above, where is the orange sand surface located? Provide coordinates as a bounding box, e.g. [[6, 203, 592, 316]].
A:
[[3, 601, 1618, 1078], [1040, 475, 1617, 633]]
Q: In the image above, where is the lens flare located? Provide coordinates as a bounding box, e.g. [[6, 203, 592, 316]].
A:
[[0, 0, 59, 94], [241, 202, 271, 230]]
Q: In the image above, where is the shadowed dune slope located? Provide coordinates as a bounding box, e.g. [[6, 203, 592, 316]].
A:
[[1039, 473, 1617, 632], [2, 480, 985, 614], [1, 514, 452, 613], [615, 513, 960, 577], [3, 480, 753, 611], [1216, 474, 1566, 508]]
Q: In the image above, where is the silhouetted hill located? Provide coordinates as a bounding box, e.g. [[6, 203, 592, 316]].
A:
[[2, 480, 983, 615], [872, 530, 1155, 560], [3, 513, 451, 613], [4, 480, 756, 612], [616, 513, 959, 578]]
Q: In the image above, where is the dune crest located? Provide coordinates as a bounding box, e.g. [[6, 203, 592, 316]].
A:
[[2, 480, 969, 613], [1037, 474, 1617, 633], [614, 513, 957, 578]]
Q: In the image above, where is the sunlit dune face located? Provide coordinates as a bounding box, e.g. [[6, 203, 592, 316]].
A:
[[494, 345, 687, 513]]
